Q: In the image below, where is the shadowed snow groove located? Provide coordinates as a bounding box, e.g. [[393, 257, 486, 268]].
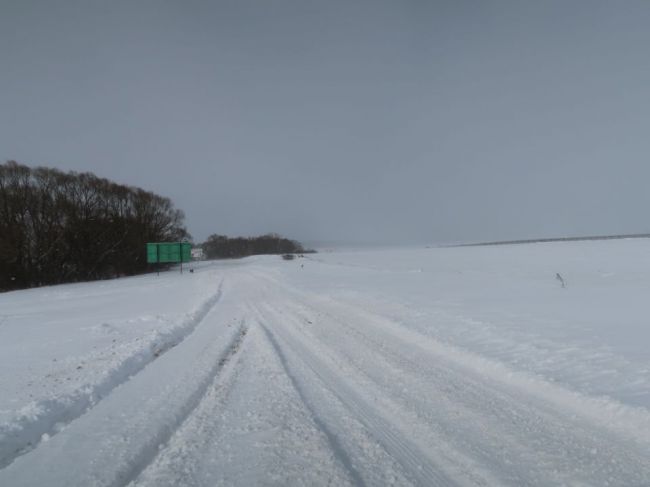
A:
[[0, 279, 225, 470], [257, 312, 454, 487], [113, 323, 249, 487], [259, 323, 368, 487]]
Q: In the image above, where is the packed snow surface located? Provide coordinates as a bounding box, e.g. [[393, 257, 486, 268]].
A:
[[2, 239, 650, 486]]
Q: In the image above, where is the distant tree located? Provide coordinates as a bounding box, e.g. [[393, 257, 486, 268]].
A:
[[201, 233, 307, 260]]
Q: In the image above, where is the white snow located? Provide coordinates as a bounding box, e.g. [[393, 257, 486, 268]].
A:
[[1, 240, 650, 485]]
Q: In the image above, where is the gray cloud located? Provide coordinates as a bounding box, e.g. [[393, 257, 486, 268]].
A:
[[2, 0, 650, 244]]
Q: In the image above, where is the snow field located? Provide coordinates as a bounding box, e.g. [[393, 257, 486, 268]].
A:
[[2, 241, 650, 485]]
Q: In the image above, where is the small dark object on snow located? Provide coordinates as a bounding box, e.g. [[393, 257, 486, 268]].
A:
[[282, 254, 295, 261], [556, 273, 566, 288], [189, 268, 194, 273]]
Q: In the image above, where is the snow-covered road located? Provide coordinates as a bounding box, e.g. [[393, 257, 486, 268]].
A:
[[2, 242, 650, 485]]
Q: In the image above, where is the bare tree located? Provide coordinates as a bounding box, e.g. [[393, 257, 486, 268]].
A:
[[0, 161, 189, 291]]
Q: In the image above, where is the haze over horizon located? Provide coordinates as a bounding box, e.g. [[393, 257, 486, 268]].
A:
[[2, 0, 650, 244]]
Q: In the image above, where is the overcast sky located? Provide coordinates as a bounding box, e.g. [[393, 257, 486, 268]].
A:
[[1, 0, 649, 244]]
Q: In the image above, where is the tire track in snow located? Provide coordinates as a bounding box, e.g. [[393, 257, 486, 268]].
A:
[[116, 322, 249, 487], [132, 319, 357, 487], [254, 304, 454, 487], [254, 270, 650, 448], [1, 300, 247, 487], [267, 296, 650, 485], [0, 279, 225, 470], [253, 274, 650, 485], [257, 322, 368, 487]]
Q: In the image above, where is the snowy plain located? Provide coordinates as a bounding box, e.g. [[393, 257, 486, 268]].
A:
[[1, 239, 650, 485]]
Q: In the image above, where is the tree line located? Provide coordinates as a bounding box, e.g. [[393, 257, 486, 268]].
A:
[[201, 233, 308, 259], [0, 161, 188, 291]]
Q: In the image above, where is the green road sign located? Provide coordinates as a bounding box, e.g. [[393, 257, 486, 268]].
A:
[[146, 242, 192, 264]]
